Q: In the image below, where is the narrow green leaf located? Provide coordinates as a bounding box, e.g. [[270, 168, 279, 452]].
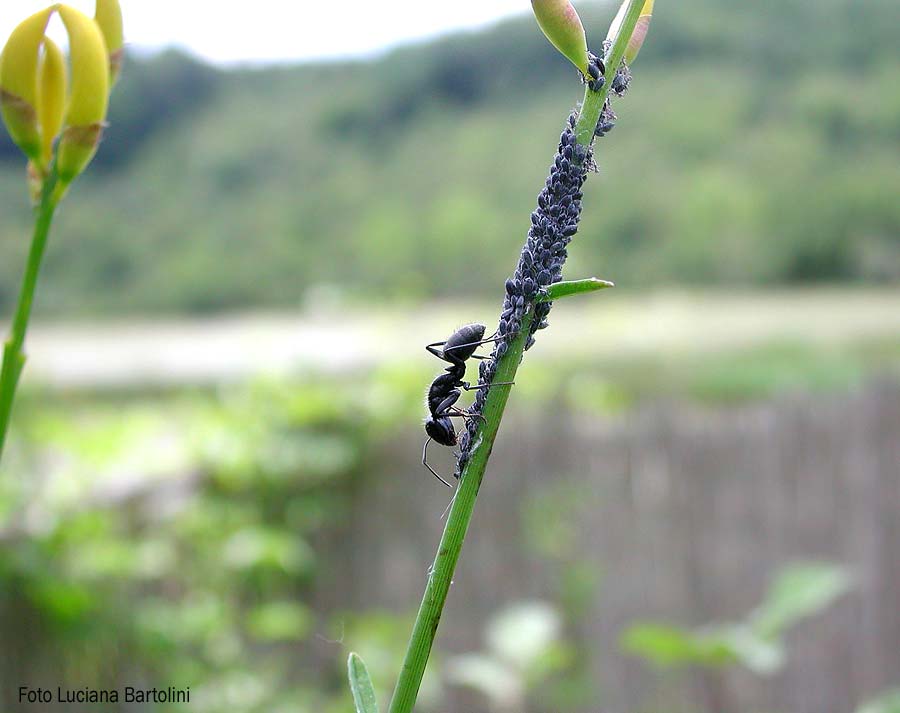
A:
[[620, 624, 734, 668], [535, 278, 614, 303], [621, 622, 786, 674], [348, 652, 380, 713], [750, 562, 852, 639]]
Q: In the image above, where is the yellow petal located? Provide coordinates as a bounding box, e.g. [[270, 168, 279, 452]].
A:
[[56, 4, 110, 183], [37, 37, 67, 166], [0, 7, 55, 161], [58, 4, 109, 127], [94, 0, 124, 84]]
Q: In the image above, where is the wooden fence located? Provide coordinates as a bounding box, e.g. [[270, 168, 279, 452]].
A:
[[339, 379, 900, 713]]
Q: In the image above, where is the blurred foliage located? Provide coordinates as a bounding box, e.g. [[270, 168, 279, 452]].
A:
[[0, 352, 887, 710], [446, 601, 570, 713], [520, 484, 605, 710], [858, 690, 900, 713], [0, 379, 384, 712], [0, 0, 898, 316], [621, 562, 852, 674]]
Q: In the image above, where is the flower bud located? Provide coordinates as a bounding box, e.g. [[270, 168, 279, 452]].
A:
[[0, 8, 55, 162], [56, 4, 110, 184], [94, 0, 124, 85], [606, 0, 654, 65], [37, 38, 67, 167], [530, 0, 589, 76]]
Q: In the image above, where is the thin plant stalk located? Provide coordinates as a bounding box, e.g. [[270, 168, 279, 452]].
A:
[[0, 165, 60, 462], [387, 3, 646, 711]]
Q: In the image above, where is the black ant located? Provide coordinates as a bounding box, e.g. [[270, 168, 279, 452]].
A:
[[422, 323, 511, 487]]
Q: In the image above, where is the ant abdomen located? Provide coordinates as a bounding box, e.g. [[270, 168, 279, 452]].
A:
[[425, 417, 457, 448], [441, 323, 486, 364]]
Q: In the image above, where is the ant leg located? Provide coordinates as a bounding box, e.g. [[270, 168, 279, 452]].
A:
[[426, 334, 503, 362], [422, 438, 453, 488], [460, 380, 515, 391], [447, 335, 505, 353], [434, 391, 461, 416], [425, 341, 448, 360], [449, 407, 486, 423], [433, 405, 485, 423]]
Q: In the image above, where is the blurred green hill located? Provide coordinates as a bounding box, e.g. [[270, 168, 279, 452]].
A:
[[0, 0, 898, 316]]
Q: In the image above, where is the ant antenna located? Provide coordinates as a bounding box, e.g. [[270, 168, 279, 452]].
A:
[[422, 438, 454, 489], [440, 487, 459, 520]]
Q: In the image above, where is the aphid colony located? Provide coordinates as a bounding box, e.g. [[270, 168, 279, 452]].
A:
[[420, 49, 632, 487]]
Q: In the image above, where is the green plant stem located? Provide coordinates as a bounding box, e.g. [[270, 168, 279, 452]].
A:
[[387, 3, 645, 711], [0, 167, 60, 463]]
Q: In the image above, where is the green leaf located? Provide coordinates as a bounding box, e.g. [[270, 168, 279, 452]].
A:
[[750, 562, 852, 639], [620, 624, 734, 668], [621, 622, 786, 674], [857, 689, 900, 713], [348, 652, 380, 713], [534, 278, 614, 303]]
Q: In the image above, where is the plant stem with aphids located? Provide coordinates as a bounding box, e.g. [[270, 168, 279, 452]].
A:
[[348, 2, 654, 711]]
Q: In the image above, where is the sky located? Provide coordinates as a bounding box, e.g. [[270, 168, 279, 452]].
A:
[[1, 0, 537, 66]]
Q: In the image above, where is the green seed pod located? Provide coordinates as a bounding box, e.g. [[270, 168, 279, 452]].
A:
[[530, 0, 589, 77]]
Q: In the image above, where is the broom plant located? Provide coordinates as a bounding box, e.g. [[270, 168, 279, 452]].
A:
[[0, 0, 123, 464]]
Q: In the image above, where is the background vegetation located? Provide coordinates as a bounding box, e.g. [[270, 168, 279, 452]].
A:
[[0, 0, 898, 711], [0, 0, 898, 315]]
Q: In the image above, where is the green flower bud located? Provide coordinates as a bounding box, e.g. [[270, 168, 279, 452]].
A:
[[531, 0, 589, 76], [0, 7, 55, 162], [606, 0, 654, 65]]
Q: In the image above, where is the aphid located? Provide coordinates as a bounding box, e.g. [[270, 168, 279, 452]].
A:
[[611, 68, 630, 96], [422, 324, 510, 487], [586, 52, 606, 91]]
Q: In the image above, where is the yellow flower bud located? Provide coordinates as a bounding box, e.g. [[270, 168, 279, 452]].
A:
[[94, 0, 124, 85], [531, 0, 589, 76], [56, 4, 110, 184], [0, 7, 55, 162], [37, 38, 67, 167]]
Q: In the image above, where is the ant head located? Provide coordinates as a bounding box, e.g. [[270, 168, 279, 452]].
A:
[[425, 417, 457, 447]]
